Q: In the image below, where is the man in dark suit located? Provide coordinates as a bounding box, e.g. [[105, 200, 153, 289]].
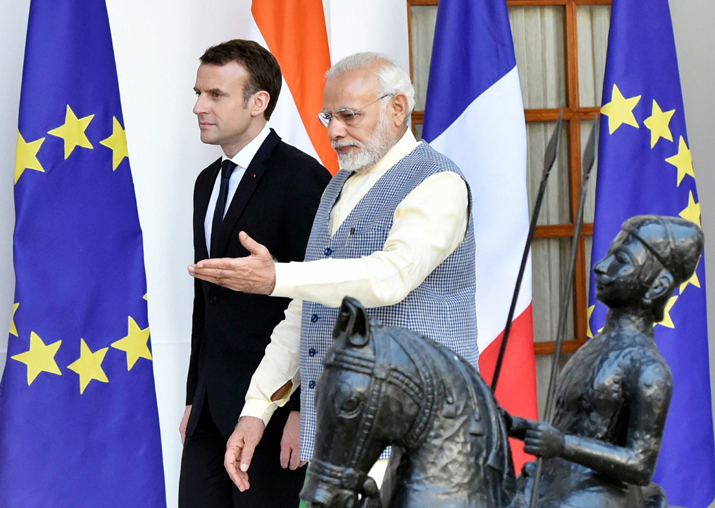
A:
[[178, 39, 330, 508]]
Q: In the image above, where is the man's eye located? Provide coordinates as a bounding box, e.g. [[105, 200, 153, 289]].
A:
[[338, 111, 356, 122]]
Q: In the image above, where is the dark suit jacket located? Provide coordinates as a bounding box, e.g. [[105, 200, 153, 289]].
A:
[[187, 129, 330, 439]]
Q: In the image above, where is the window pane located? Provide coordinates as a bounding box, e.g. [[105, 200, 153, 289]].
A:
[[577, 5, 611, 107], [410, 5, 438, 112], [527, 121, 571, 225], [531, 237, 575, 346], [509, 6, 567, 109], [585, 234, 594, 301], [580, 118, 599, 224]]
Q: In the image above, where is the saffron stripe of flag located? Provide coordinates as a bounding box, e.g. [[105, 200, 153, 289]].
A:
[[422, 0, 538, 472], [250, 0, 338, 174], [588, 0, 715, 505]]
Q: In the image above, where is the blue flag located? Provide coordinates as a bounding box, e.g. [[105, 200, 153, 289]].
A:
[[0, 1, 166, 506], [588, 0, 715, 506]]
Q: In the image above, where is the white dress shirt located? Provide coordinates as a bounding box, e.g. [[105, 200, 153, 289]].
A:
[[204, 125, 270, 253]]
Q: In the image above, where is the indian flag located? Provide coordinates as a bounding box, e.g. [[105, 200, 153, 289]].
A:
[[249, 0, 338, 174]]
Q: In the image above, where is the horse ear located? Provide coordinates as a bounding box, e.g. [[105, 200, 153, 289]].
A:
[[334, 297, 370, 347], [333, 298, 353, 341]]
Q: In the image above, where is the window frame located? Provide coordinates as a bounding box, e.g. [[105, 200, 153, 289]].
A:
[[407, 0, 612, 356]]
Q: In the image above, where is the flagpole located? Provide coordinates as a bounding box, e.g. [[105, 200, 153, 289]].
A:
[[491, 112, 563, 392], [529, 117, 599, 508]]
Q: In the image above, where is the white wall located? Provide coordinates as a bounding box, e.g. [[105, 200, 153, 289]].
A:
[[671, 0, 715, 370], [0, 1, 407, 506], [670, 6, 715, 506], [670, 0, 715, 420]]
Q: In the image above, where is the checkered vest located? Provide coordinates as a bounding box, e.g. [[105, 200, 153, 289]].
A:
[[298, 142, 478, 460]]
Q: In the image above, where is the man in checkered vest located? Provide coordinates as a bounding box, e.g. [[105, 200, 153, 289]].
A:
[[189, 52, 479, 492]]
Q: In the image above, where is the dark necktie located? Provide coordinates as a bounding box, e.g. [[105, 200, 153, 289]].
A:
[[210, 159, 237, 257]]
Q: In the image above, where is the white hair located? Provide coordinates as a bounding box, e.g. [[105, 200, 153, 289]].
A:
[[326, 52, 415, 117]]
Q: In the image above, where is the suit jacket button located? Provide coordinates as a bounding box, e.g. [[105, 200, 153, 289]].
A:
[[308, 348, 317, 357], [311, 314, 319, 323], [324, 247, 333, 256], [209, 296, 218, 305], [308, 381, 316, 389]]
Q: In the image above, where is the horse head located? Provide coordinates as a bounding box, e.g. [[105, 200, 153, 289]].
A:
[[300, 297, 427, 508], [301, 297, 517, 508]]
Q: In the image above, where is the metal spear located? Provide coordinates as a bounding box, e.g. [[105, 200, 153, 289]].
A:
[[491, 111, 563, 392], [528, 115, 599, 508]]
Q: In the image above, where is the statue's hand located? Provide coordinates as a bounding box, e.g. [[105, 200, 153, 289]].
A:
[[523, 421, 565, 458], [500, 408, 529, 440]]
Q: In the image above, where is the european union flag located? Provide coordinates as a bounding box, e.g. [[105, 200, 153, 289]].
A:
[[588, 0, 715, 506], [0, 1, 166, 506]]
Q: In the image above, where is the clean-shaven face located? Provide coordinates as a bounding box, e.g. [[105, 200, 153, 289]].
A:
[[193, 62, 254, 155]]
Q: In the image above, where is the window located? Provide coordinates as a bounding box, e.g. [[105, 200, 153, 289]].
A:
[[408, 0, 611, 412]]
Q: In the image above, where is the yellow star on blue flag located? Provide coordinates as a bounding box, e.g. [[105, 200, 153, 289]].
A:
[[11, 332, 62, 385], [48, 105, 94, 159], [67, 339, 109, 394], [601, 84, 641, 134], [15, 132, 45, 184]]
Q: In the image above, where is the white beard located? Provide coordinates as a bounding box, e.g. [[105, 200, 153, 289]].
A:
[[333, 109, 396, 173]]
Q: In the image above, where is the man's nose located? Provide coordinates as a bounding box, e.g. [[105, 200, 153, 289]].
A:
[[327, 117, 347, 140], [193, 94, 208, 115]]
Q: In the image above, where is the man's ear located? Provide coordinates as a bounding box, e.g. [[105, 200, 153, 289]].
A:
[[250, 90, 270, 118], [390, 93, 409, 127], [643, 270, 674, 306]]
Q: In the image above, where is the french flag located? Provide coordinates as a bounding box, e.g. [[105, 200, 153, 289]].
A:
[[423, 0, 538, 470], [249, 0, 338, 174]]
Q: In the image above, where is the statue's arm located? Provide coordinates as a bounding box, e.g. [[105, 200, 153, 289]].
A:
[[522, 361, 672, 486]]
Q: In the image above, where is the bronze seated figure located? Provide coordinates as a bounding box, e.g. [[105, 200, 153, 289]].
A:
[[301, 215, 703, 508], [507, 215, 702, 508]]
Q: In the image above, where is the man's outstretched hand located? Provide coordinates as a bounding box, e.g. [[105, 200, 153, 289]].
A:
[[189, 232, 276, 294], [224, 416, 265, 491]]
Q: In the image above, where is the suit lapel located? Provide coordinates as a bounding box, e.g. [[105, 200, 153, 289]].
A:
[[195, 157, 221, 262], [212, 129, 281, 257], [194, 158, 221, 296]]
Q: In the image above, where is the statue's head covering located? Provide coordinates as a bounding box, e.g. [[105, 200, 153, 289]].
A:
[[621, 215, 704, 285]]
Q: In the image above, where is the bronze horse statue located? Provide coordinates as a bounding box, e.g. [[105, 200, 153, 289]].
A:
[[300, 297, 520, 508]]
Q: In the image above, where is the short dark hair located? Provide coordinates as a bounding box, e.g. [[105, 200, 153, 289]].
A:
[[200, 39, 282, 120]]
